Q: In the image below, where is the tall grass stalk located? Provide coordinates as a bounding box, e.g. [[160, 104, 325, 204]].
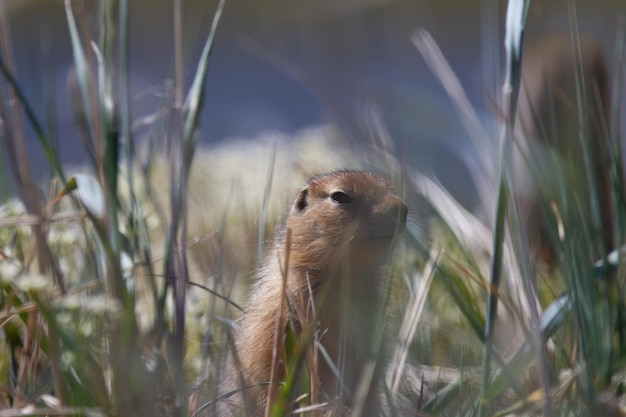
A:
[[258, 143, 277, 270], [411, 0, 626, 414], [166, 0, 225, 414], [0, 15, 67, 399], [0, 0, 225, 415], [479, 2, 538, 416], [611, 21, 625, 247]]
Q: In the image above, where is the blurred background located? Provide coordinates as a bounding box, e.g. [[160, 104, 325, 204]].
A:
[[3, 0, 625, 208]]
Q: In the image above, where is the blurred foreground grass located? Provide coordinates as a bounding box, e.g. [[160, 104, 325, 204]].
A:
[[1, 1, 626, 416]]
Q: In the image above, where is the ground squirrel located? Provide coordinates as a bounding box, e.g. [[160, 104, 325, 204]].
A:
[[216, 171, 408, 416], [514, 33, 612, 265]]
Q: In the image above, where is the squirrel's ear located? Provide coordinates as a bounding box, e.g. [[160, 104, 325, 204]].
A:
[[294, 186, 309, 212]]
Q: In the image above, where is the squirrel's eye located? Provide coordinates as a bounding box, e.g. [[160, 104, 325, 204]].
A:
[[330, 191, 353, 204]]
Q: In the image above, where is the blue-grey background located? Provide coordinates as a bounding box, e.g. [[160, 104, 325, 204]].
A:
[[3, 0, 624, 206]]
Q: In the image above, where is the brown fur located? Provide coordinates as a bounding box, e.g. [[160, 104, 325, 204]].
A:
[[216, 171, 407, 416], [514, 33, 612, 265]]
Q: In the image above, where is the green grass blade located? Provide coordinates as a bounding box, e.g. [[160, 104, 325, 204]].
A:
[[611, 23, 626, 242], [258, 142, 277, 269], [479, 2, 530, 415], [32, 294, 111, 409], [182, 0, 226, 158], [64, 0, 95, 144], [438, 265, 486, 342], [0, 53, 65, 182], [482, 294, 572, 402], [422, 373, 469, 414]]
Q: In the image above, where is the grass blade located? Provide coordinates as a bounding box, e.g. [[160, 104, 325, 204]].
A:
[[479, 2, 530, 416], [182, 0, 226, 156], [64, 0, 96, 147], [0, 51, 65, 182]]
